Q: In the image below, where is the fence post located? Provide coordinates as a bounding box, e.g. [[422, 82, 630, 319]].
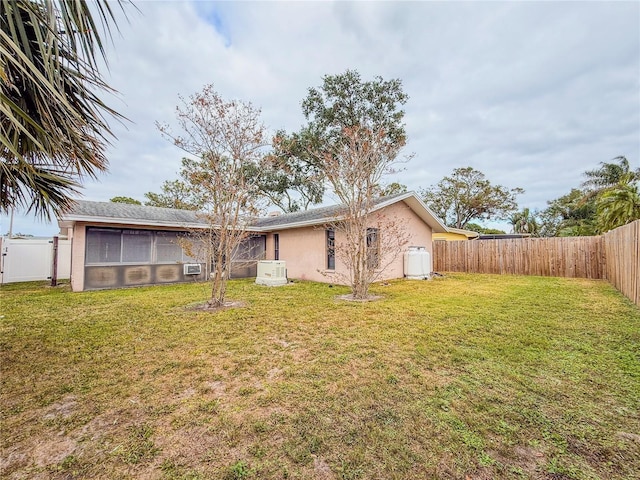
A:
[[51, 236, 59, 287]]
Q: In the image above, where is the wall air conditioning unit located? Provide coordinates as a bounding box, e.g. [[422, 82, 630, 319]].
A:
[[183, 263, 202, 275], [256, 260, 287, 286]]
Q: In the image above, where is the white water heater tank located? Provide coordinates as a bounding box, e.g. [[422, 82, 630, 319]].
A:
[[404, 246, 432, 280]]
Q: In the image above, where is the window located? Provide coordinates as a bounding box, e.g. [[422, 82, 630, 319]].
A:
[[178, 235, 202, 263], [86, 228, 192, 265], [122, 230, 152, 263], [86, 228, 122, 263], [326, 229, 335, 270], [84, 228, 268, 267], [274, 234, 279, 260], [366, 228, 379, 269], [156, 232, 184, 263], [234, 235, 266, 261]]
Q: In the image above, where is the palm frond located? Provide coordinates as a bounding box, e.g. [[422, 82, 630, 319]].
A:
[[1, 0, 130, 217]]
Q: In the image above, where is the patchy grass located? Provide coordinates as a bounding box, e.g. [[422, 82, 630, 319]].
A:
[[1, 274, 638, 479]]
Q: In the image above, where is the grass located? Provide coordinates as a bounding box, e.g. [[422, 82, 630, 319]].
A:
[[1, 274, 639, 479]]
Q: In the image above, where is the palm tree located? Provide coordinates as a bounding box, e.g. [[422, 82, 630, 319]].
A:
[[1, 0, 127, 218], [596, 183, 640, 233], [582, 156, 640, 194], [510, 207, 540, 236]]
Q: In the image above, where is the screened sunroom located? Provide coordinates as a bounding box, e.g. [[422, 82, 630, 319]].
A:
[[83, 227, 266, 290]]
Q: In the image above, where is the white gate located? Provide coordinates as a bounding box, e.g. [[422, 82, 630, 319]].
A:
[[0, 237, 71, 284]]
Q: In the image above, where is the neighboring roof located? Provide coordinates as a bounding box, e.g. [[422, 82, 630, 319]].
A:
[[58, 192, 449, 233], [445, 227, 480, 239], [478, 233, 532, 240]]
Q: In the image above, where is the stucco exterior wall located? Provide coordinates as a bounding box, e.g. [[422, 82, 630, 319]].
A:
[[265, 233, 275, 260], [70, 222, 86, 292], [275, 226, 328, 282], [274, 201, 433, 284], [375, 201, 433, 280]]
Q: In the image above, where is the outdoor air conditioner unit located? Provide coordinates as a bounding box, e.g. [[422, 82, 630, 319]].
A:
[[256, 260, 287, 286], [183, 263, 202, 275]]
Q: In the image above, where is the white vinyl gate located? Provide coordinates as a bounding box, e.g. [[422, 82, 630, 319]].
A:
[[0, 237, 71, 284]]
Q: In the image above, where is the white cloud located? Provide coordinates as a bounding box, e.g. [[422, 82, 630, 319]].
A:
[[2, 0, 638, 236]]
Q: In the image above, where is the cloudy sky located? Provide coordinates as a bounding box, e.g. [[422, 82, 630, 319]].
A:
[[3, 0, 639, 236]]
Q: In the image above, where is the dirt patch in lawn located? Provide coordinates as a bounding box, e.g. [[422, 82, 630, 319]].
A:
[[201, 380, 226, 397], [1, 398, 148, 477], [617, 431, 640, 444], [488, 445, 546, 476], [335, 294, 383, 302], [185, 299, 247, 312], [313, 455, 335, 479], [42, 395, 78, 420]]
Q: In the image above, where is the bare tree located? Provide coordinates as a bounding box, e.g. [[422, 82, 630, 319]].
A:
[[158, 85, 267, 308], [326, 210, 410, 300], [317, 126, 410, 299]]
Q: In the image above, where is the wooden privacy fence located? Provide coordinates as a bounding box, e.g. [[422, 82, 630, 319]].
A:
[[433, 220, 640, 306], [433, 236, 604, 278], [603, 220, 639, 306]]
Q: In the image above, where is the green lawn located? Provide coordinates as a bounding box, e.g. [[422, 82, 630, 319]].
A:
[[1, 274, 639, 479]]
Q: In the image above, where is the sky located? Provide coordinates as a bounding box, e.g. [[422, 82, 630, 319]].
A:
[[2, 0, 639, 236]]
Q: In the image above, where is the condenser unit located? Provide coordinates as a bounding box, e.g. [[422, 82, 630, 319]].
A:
[[256, 260, 287, 286], [183, 263, 202, 275]]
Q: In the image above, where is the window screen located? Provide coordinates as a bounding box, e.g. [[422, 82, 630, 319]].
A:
[[234, 236, 266, 261], [122, 230, 152, 263], [156, 232, 183, 263], [182, 237, 203, 263], [85, 228, 204, 265], [86, 228, 122, 263]]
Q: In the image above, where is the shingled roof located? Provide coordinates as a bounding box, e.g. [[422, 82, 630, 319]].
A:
[[59, 200, 207, 228], [58, 192, 448, 233], [250, 191, 416, 230]]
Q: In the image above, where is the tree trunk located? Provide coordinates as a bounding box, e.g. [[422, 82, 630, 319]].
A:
[[350, 223, 370, 299], [208, 253, 226, 307], [352, 281, 369, 300]]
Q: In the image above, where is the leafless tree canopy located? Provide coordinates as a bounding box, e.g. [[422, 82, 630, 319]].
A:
[[158, 85, 267, 307], [316, 126, 410, 299]]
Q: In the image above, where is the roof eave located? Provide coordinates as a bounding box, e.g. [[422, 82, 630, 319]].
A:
[[250, 216, 341, 232], [58, 214, 209, 230]]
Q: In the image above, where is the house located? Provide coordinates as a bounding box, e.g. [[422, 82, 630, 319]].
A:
[[254, 192, 447, 283], [57, 191, 448, 291], [432, 227, 480, 241]]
